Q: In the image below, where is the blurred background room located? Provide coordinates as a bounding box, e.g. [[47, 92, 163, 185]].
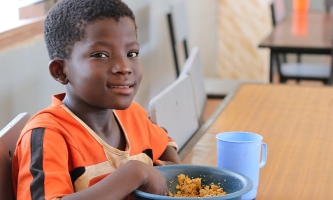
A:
[[0, 0, 329, 128]]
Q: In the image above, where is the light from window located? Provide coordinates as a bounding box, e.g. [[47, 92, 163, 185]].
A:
[[0, 0, 47, 32], [17, 0, 44, 8], [0, 1, 19, 27]]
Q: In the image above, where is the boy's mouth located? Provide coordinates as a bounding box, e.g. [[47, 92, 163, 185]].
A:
[[108, 82, 136, 88], [110, 85, 130, 88]]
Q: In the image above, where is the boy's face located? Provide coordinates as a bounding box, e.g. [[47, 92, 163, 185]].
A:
[[64, 17, 142, 110]]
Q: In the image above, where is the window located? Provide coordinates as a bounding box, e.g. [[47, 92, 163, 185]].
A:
[[0, 0, 55, 32], [0, 1, 20, 29], [17, 0, 45, 8]]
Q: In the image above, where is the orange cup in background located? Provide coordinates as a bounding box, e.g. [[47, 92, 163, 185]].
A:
[[293, 0, 310, 14]]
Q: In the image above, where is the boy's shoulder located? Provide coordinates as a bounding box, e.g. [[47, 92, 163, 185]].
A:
[[21, 103, 73, 135]]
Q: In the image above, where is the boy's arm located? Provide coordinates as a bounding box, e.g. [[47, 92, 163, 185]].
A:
[[156, 146, 181, 165], [14, 129, 169, 200], [62, 160, 168, 200]]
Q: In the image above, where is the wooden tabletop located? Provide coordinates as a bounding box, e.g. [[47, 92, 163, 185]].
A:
[[181, 83, 333, 199], [259, 12, 332, 54]]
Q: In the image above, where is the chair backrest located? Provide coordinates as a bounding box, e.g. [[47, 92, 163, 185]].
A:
[[170, 0, 188, 44], [167, 0, 189, 77], [149, 75, 199, 151], [271, 0, 286, 27], [0, 112, 30, 200], [325, 0, 333, 12], [179, 47, 207, 125]]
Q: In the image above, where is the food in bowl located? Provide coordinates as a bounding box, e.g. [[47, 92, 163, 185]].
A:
[[133, 164, 253, 200], [169, 173, 226, 197]]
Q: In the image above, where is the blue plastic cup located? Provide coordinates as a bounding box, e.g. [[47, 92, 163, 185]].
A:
[[216, 131, 267, 200]]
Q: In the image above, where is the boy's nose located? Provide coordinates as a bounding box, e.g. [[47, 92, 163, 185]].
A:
[[112, 57, 132, 75]]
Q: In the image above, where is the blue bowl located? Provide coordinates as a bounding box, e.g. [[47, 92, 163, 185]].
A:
[[133, 164, 253, 200]]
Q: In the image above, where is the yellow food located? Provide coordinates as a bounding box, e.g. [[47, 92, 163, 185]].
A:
[[168, 174, 227, 197]]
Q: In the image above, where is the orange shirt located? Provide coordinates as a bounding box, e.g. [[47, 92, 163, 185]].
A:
[[12, 93, 177, 200]]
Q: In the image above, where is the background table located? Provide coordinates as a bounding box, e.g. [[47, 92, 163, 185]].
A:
[[181, 83, 333, 199], [259, 12, 332, 82]]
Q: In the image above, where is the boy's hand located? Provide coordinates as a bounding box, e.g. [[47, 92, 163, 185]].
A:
[[137, 161, 169, 196], [154, 159, 176, 166]]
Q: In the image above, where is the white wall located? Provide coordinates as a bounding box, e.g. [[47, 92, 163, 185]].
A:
[[0, 0, 219, 129], [0, 37, 65, 128]]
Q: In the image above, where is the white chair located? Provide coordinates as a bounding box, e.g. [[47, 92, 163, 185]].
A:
[[179, 47, 206, 125], [149, 75, 199, 151], [167, 0, 244, 98], [0, 112, 30, 200]]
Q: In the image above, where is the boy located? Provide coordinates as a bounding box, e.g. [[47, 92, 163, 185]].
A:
[[12, 0, 181, 199]]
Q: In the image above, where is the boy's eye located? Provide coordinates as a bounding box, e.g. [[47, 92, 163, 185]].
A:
[[128, 51, 139, 58], [91, 52, 108, 58]]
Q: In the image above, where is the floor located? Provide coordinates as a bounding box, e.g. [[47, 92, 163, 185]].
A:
[[204, 98, 223, 122]]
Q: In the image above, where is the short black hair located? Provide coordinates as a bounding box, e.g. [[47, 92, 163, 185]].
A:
[[44, 0, 136, 60]]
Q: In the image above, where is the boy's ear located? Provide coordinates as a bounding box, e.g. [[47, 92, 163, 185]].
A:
[[49, 60, 69, 85]]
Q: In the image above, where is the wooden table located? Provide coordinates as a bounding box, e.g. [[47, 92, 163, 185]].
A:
[[259, 12, 332, 82], [180, 83, 333, 199]]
